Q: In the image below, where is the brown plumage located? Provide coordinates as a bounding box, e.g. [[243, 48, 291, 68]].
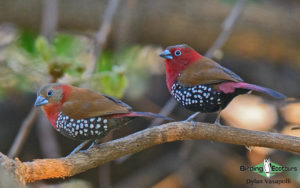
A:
[[177, 57, 243, 86], [160, 44, 286, 124], [34, 84, 172, 141], [61, 86, 131, 120]]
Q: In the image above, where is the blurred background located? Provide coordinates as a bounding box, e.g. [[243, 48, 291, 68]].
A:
[[0, 0, 300, 187]]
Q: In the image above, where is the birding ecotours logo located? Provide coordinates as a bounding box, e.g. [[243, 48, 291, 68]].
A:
[[240, 158, 297, 178], [263, 158, 272, 178]]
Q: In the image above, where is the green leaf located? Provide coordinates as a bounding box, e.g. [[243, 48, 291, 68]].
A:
[[18, 30, 38, 55], [53, 34, 79, 57], [98, 51, 115, 72], [99, 72, 128, 98], [35, 36, 48, 53], [90, 67, 128, 99], [35, 36, 52, 61]]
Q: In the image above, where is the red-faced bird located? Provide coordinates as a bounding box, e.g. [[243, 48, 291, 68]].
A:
[[160, 44, 286, 125], [34, 84, 171, 142]]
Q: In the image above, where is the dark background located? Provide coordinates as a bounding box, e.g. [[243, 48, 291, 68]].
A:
[[0, 0, 300, 187]]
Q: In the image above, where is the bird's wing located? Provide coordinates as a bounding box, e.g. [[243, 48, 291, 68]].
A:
[[61, 87, 131, 119], [177, 57, 243, 86], [103, 95, 133, 110]]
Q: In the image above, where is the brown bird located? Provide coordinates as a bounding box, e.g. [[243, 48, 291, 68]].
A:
[[34, 83, 172, 154], [160, 44, 286, 125]]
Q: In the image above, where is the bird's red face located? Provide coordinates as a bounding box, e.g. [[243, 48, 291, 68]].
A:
[[34, 84, 71, 127], [160, 44, 202, 91]]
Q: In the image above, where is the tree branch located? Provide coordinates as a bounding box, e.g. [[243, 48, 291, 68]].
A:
[[84, 0, 120, 78], [205, 0, 247, 58], [7, 108, 38, 158], [1, 121, 299, 184], [41, 0, 59, 40]]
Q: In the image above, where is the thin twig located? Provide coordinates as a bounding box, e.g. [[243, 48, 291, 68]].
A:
[[41, 0, 59, 40], [149, 98, 177, 127], [84, 0, 121, 79], [150, 0, 248, 127], [1, 121, 300, 184], [115, 0, 138, 49], [7, 0, 60, 159], [7, 108, 38, 158], [205, 0, 247, 58]]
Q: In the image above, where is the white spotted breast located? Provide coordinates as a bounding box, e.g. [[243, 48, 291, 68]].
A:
[[55, 112, 133, 140], [170, 81, 244, 113]]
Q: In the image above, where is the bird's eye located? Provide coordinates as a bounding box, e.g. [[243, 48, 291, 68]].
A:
[[47, 90, 53, 97], [174, 50, 182, 56]]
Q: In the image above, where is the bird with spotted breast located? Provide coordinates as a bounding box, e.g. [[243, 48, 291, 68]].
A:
[[34, 83, 172, 154], [160, 44, 286, 125]]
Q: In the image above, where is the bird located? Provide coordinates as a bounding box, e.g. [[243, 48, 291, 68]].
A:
[[34, 83, 172, 154], [160, 44, 286, 125]]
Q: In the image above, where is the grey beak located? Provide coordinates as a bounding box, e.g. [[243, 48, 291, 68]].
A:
[[34, 96, 49, 106], [159, 49, 173, 60]]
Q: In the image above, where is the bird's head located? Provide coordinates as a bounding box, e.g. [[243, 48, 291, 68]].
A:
[[160, 44, 202, 91], [160, 44, 202, 63], [35, 84, 64, 106], [35, 83, 72, 126]]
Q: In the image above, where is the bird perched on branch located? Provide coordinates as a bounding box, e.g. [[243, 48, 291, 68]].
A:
[[34, 84, 171, 153], [160, 44, 286, 125]]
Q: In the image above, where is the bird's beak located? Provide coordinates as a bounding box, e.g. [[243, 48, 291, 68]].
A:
[[34, 96, 49, 106], [159, 49, 173, 60]]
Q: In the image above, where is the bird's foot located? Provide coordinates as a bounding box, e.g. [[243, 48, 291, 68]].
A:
[[214, 110, 223, 127], [79, 139, 102, 156], [183, 112, 200, 128], [66, 140, 91, 157], [185, 112, 200, 122], [214, 121, 222, 127], [86, 139, 101, 150], [182, 119, 196, 128], [87, 141, 96, 150], [213, 117, 222, 127]]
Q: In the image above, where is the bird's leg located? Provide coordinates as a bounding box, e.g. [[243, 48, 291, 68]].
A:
[[186, 112, 200, 121], [66, 140, 91, 157], [214, 109, 222, 127], [87, 139, 101, 150], [183, 112, 200, 128], [87, 140, 96, 150]]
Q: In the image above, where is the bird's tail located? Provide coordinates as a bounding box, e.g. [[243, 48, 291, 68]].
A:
[[235, 82, 286, 99], [128, 111, 173, 121]]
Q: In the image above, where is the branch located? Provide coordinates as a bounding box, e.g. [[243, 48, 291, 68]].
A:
[[7, 108, 38, 158], [41, 0, 59, 40], [84, 0, 120, 78], [1, 121, 299, 184], [205, 0, 247, 58]]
